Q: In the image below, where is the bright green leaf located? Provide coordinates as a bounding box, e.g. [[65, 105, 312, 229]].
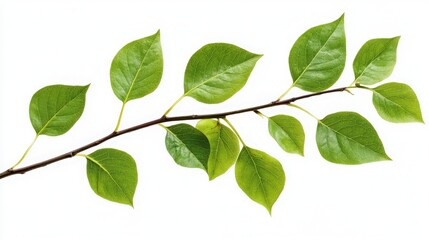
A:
[[29, 84, 89, 136], [289, 14, 346, 92], [372, 82, 424, 123], [316, 112, 390, 164], [353, 37, 400, 85], [268, 115, 305, 156], [165, 124, 210, 170], [110, 30, 163, 103], [235, 147, 285, 214], [196, 119, 240, 180], [184, 43, 262, 104], [86, 148, 138, 207]]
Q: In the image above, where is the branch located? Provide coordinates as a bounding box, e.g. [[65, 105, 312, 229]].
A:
[[0, 87, 348, 180]]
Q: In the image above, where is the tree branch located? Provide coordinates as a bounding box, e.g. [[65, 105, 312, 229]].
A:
[[0, 86, 348, 180]]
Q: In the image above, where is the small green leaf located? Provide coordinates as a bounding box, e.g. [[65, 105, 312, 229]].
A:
[[165, 124, 210, 170], [29, 84, 89, 136], [289, 14, 346, 92], [235, 147, 285, 214], [184, 43, 262, 104], [110, 30, 163, 103], [268, 115, 305, 156], [372, 82, 424, 123], [316, 112, 390, 164], [86, 148, 138, 207], [353, 37, 400, 85], [196, 119, 240, 180]]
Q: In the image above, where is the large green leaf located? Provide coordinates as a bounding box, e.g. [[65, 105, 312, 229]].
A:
[[372, 82, 424, 123], [165, 124, 210, 170], [196, 119, 240, 180], [289, 14, 346, 92], [316, 112, 390, 164], [86, 148, 138, 207], [353, 37, 400, 85], [29, 84, 89, 136], [184, 43, 262, 104], [268, 115, 305, 156], [235, 147, 285, 214], [110, 30, 163, 103]]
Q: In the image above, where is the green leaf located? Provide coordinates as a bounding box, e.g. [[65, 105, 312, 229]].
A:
[[165, 124, 210, 170], [184, 43, 262, 104], [86, 148, 138, 207], [110, 30, 163, 103], [289, 14, 346, 92], [372, 82, 424, 123], [353, 37, 400, 85], [268, 115, 305, 156], [316, 112, 390, 164], [235, 147, 285, 214], [29, 84, 89, 136], [196, 119, 240, 180]]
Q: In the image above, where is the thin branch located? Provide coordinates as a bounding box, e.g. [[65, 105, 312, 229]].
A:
[[0, 86, 348, 180]]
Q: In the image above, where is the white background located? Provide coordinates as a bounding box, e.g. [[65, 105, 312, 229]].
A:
[[1, 0, 428, 239]]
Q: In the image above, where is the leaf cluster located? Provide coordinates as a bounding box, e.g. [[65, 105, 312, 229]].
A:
[[3, 14, 423, 214]]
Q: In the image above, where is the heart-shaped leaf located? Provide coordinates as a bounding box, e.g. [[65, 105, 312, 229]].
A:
[[29, 84, 89, 136], [353, 37, 400, 85], [184, 43, 262, 104], [86, 148, 138, 207], [110, 30, 163, 103], [316, 112, 390, 164], [196, 119, 240, 180], [268, 115, 305, 156], [372, 82, 424, 123], [165, 124, 210, 170], [289, 14, 346, 92], [235, 147, 285, 214]]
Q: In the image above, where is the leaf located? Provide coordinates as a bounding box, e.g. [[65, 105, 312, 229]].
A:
[[268, 115, 305, 156], [235, 147, 285, 214], [316, 112, 390, 164], [29, 84, 89, 136], [289, 14, 346, 92], [165, 124, 210, 170], [86, 148, 138, 207], [372, 82, 424, 123], [110, 30, 163, 103], [184, 43, 262, 104], [196, 119, 240, 180], [353, 37, 400, 85]]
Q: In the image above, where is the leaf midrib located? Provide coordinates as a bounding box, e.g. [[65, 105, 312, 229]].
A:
[[184, 55, 260, 97], [355, 38, 393, 82], [166, 127, 205, 169], [123, 35, 157, 103], [86, 155, 133, 205], [318, 119, 386, 157], [373, 90, 418, 118], [243, 147, 269, 208], [37, 87, 86, 135], [293, 18, 343, 86]]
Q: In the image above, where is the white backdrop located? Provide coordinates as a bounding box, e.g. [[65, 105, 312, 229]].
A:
[[1, 0, 428, 239]]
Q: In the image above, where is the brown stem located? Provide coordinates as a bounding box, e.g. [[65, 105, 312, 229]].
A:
[[0, 86, 348, 180]]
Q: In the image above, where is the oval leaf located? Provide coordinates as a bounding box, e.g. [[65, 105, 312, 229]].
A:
[[86, 148, 138, 207], [353, 37, 400, 85], [184, 43, 262, 104], [29, 84, 89, 136], [372, 82, 424, 123], [268, 115, 305, 156], [316, 112, 390, 164], [196, 119, 240, 180], [235, 147, 285, 214], [165, 124, 210, 170], [110, 30, 163, 103], [289, 14, 346, 92]]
